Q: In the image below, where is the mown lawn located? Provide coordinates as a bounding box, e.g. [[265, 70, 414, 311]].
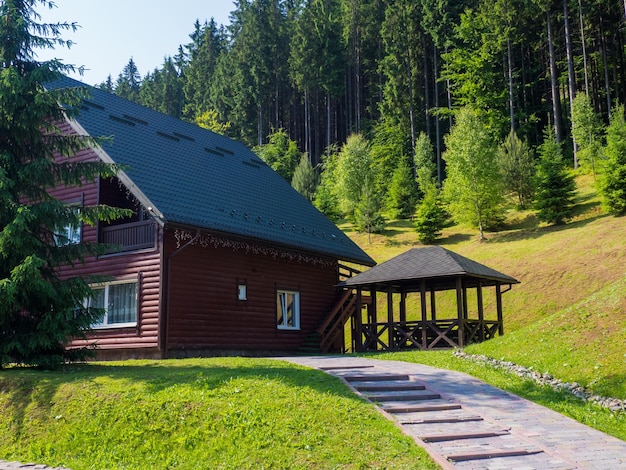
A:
[[0, 357, 437, 470]]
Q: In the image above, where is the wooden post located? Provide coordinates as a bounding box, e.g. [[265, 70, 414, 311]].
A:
[[387, 285, 394, 350], [354, 288, 363, 352], [420, 280, 428, 349], [496, 284, 504, 336], [456, 277, 464, 348], [400, 289, 407, 324], [430, 289, 436, 320], [462, 281, 468, 320], [477, 280, 484, 342], [369, 289, 377, 324]]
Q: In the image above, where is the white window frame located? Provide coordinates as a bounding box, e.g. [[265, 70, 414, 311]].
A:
[[276, 289, 300, 330], [88, 280, 138, 329]]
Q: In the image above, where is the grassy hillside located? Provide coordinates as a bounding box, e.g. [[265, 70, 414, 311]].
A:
[[344, 174, 626, 400], [0, 358, 436, 470]]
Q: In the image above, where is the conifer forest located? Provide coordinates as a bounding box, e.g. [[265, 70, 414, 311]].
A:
[[104, 0, 626, 228]]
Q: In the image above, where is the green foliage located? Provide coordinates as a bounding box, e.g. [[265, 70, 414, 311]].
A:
[[313, 150, 342, 220], [0, 0, 129, 368], [534, 129, 577, 224], [442, 107, 505, 239], [335, 133, 375, 217], [0, 358, 437, 469], [498, 129, 535, 209], [386, 156, 418, 219], [290, 154, 318, 202], [115, 57, 141, 102], [571, 93, 603, 176], [413, 172, 446, 243], [599, 105, 626, 215], [254, 128, 302, 181], [194, 109, 231, 135], [354, 177, 385, 242]]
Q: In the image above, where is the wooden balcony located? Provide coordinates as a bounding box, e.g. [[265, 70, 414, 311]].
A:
[[100, 220, 157, 254]]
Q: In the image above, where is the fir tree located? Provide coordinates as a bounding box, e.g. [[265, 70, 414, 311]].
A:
[[534, 130, 577, 224], [599, 105, 626, 215], [354, 177, 385, 243], [414, 167, 446, 244], [0, 0, 129, 367], [387, 156, 418, 219], [498, 130, 535, 209], [291, 154, 318, 202]]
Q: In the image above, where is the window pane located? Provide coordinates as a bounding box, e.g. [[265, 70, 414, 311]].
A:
[[108, 283, 137, 324], [277, 290, 299, 329], [91, 288, 106, 325]]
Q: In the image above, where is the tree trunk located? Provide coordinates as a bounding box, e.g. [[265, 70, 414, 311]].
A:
[[434, 43, 442, 185], [578, 0, 590, 97], [564, 0, 578, 168], [423, 35, 431, 139], [507, 37, 515, 132], [600, 15, 611, 116], [547, 11, 564, 143]]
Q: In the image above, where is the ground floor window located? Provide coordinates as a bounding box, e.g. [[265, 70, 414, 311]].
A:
[[90, 281, 137, 328], [277, 289, 300, 330]]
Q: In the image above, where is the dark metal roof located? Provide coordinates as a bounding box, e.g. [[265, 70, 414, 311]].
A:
[[339, 246, 519, 292], [47, 76, 374, 267]]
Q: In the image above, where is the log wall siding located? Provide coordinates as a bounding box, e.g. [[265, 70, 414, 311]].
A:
[[164, 230, 339, 352], [48, 127, 163, 352]]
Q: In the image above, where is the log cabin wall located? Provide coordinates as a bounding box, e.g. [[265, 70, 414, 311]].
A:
[[164, 230, 339, 354], [49, 134, 163, 357]]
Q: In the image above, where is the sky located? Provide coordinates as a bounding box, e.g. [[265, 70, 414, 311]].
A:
[[36, 0, 236, 86]]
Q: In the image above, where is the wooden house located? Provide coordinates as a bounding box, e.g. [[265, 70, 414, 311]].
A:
[[47, 76, 375, 360]]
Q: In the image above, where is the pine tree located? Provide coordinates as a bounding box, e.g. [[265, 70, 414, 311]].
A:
[[0, 0, 129, 368], [599, 105, 626, 215], [534, 129, 577, 224]]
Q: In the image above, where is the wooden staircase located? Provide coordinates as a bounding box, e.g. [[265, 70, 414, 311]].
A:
[[317, 290, 370, 353]]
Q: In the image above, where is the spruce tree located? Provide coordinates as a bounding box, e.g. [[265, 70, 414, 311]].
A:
[[534, 129, 577, 224], [414, 167, 446, 244], [291, 154, 318, 202], [387, 156, 418, 219], [0, 0, 128, 367], [599, 105, 626, 215]]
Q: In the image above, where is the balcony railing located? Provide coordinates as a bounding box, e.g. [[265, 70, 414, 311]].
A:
[[100, 220, 157, 254]]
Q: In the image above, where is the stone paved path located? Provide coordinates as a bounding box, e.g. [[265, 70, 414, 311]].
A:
[[281, 355, 626, 470]]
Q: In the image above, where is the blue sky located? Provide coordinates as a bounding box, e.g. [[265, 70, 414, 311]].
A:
[[36, 1, 235, 86]]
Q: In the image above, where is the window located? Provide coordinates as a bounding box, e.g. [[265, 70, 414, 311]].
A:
[[56, 221, 82, 245], [89, 281, 137, 328], [277, 290, 300, 330]]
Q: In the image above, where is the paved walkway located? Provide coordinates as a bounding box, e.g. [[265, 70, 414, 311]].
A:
[[281, 355, 626, 470]]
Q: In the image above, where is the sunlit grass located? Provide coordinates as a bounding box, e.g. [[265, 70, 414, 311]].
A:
[[0, 358, 437, 469]]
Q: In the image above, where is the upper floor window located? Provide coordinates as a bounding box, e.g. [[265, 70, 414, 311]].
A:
[[277, 289, 300, 330]]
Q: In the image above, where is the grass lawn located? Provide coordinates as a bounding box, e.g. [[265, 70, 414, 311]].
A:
[[0, 357, 438, 470]]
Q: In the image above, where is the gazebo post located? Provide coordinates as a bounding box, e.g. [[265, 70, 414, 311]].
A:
[[369, 289, 377, 325], [456, 277, 464, 348], [462, 280, 469, 320], [430, 288, 436, 321], [496, 284, 504, 336], [477, 280, 484, 342], [400, 289, 407, 324], [387, 285, 394, 350], [420, 280, 428, 349], [355, 288, 363, 352]]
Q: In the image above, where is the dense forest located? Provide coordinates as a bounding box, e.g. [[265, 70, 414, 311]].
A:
[[101, 0, 626, 235]]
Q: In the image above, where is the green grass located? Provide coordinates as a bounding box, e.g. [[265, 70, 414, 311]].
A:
[[0, 357, 437, 470]]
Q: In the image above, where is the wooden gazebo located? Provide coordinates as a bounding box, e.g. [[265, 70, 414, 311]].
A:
[[337, 246, 519, 352]]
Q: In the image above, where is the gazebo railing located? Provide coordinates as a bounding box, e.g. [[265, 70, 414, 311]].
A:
[[359, 318, 501, 351]]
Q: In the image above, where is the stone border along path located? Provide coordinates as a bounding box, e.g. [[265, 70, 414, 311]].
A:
[[281, 355, 626, 470]]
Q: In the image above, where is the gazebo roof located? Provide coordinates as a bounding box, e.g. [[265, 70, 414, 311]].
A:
[[338, 246, 519, 292]]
